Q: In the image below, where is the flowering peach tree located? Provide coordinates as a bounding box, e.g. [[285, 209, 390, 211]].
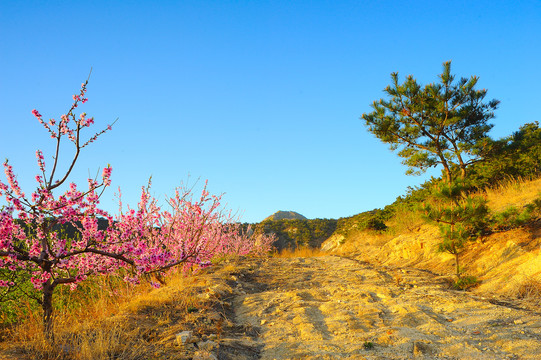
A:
[[0, 79, 273, 338]]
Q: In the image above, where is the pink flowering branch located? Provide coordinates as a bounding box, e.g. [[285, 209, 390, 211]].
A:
[[0, 78, 274, 341], [0, 77, 117, 338]]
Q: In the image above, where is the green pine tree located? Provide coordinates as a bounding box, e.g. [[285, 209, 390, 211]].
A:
[[362, 61, 499, 183], [422, 182, 489, 278]]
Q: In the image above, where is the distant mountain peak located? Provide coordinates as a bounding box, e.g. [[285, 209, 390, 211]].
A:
[[265, 211, 307, 221]]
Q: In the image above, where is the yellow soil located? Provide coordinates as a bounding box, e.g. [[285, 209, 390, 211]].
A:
[[227, 256, 541, 359]]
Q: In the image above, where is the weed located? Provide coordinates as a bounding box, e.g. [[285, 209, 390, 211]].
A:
[[452, 275, 479, 290]]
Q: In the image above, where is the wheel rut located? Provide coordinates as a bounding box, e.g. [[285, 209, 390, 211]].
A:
[[219, 255, 541, 359]]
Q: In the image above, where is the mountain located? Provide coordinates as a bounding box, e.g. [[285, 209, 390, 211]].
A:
[[264, 211, 308, 221]]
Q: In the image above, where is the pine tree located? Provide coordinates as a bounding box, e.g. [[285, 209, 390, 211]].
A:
[[362, 61, 499, 183], [422, 182, 489, 278]]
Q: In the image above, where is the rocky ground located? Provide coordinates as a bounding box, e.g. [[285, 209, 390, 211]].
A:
[[215, 255, 541, 360]]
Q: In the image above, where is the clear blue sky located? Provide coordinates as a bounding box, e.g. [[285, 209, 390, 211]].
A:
[[1, 1, 539, 223]]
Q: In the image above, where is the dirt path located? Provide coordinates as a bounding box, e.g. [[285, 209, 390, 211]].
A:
[[219, 255, 541, 360]]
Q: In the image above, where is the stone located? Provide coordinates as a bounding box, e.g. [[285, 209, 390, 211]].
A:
[[197, 340, 218, 351], [443, 315, 454, 322], [176, 330, 193, 345], [413, 341, 432, 356]]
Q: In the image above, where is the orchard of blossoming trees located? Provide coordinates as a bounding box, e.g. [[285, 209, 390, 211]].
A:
[[0, 78, 274, 338]]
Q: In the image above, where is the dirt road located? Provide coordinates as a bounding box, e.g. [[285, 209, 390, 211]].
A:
[[218, 255, 541, 360]]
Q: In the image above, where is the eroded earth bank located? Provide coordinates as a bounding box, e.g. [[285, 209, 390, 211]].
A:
[[217, 255, 541, 360]]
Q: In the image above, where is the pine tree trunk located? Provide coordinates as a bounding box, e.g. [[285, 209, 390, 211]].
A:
[[455, 252, 461, 279], [441, 158, 452, 183], [459, 166, 466, 180]]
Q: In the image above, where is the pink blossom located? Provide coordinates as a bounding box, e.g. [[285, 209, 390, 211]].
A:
[[1, 79, 275, 334], [32, 109, 42, 118]]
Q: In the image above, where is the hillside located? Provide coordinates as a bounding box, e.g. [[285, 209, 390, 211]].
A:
[[264, 211, 307, 221], [253, 176, 541, 298], [254, 217, 337, 250], [322, 177, 541, 297]]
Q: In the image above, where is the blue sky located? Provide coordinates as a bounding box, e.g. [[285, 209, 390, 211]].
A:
[[1, 1, 540, 223]]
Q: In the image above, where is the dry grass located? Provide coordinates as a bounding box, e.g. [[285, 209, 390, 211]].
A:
[[6, 317, 152, 360], [510, 275, 541, 306], [386, 204, 425, 236], [479, 177, 541, 213], [516, 280, 541, 300], [0, 266, 235, 360], [1, 277, 158, 359], [274, 247, 327, 258]]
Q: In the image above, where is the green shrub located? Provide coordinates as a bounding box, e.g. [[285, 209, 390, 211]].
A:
[[469, 122, 541, 187], [423, 182, 490, 278], [452, 275, 479, 290], [492, 195, 541, 231], [365, 216, 388, 231]]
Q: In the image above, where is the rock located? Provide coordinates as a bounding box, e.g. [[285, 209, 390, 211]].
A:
[[442, 315, 454, 322], [321, 233, 346, 252], [197, 340, 218, 351], [413, 341, 432, 356], [176, 330, 193, 345]]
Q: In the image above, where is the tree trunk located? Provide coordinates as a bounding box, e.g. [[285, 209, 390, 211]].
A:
[[450, 222, 460, 279], [440, 157, 452, 183], [449, 139, 467, 180], [42, 280, 55, 342], [454, 252, 461, 279]]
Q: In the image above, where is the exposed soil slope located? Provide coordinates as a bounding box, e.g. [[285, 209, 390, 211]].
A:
[[220, 255, 541, 360], [322, 221, 541, 298]]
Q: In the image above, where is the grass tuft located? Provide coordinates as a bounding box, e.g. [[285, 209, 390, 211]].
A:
[[511, 276, 541, 305]]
